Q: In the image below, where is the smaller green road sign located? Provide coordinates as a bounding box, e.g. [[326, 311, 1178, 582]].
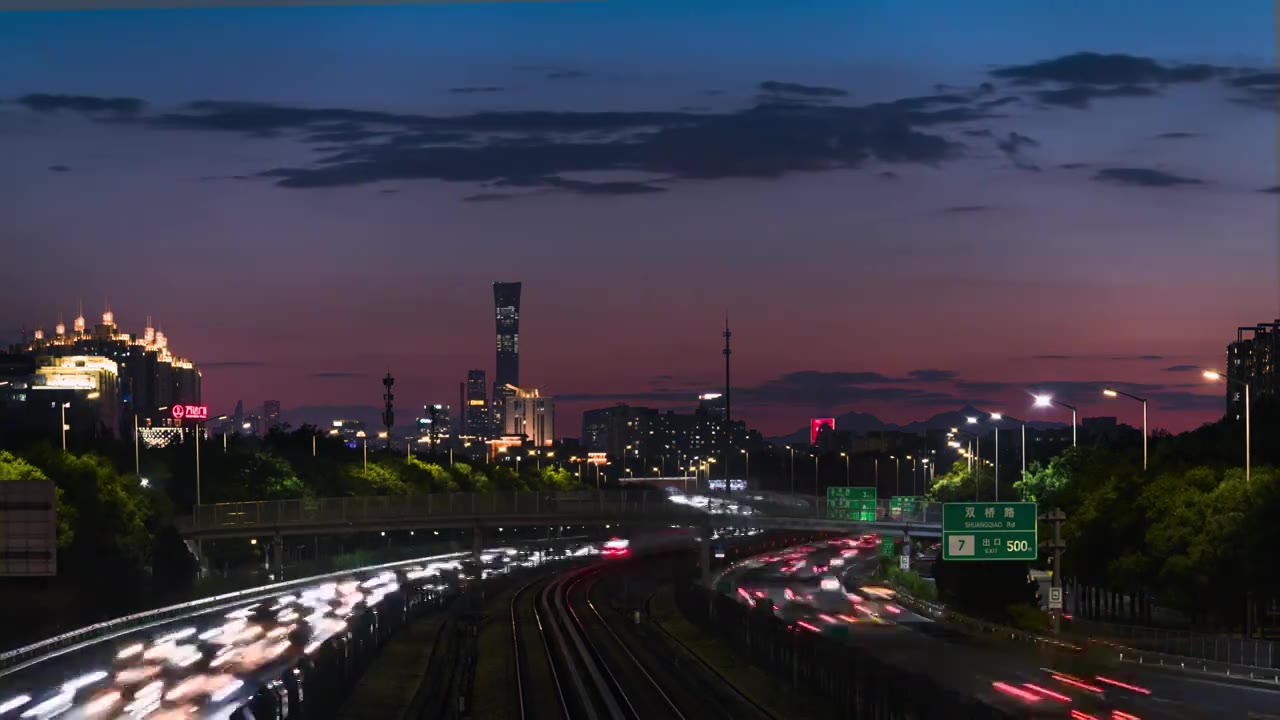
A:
[[889, 496, 921, 518], [827, 486, 876, 521], [942, 502, 1038, 561], [879, 537, 896, 558]]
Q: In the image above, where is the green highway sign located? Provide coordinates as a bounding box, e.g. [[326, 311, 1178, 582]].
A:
[[942, 502, 1038, 561], [879, 537, 896, 558], [827, 486, 876, 521], [889, 496, 921, 517]]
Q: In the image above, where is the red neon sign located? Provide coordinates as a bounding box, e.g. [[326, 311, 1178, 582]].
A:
[[810, 417, 835, 445], [171, 404, 209, 421]]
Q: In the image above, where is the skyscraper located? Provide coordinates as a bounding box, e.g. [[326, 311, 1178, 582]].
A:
[[503, 385, 555, 447], [493, 282, 522, 428], [464, 369, 491, 439], [263, 400, 281, 428]]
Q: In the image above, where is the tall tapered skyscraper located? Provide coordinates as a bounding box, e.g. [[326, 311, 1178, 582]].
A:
[[493, 282, 522, 429]]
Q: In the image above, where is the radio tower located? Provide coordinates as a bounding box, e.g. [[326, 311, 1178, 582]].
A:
[[381, 372, 395, 450], [723, 315, 732, 481]]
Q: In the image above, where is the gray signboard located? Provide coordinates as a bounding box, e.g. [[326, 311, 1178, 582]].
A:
[[0, 481, 57, 576]]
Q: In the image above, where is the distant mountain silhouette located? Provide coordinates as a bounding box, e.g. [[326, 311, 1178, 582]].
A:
[[771, 404, 1065, 443]]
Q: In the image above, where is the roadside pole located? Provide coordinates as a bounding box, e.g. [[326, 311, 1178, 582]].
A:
[[1042, 508, 1067, 634]]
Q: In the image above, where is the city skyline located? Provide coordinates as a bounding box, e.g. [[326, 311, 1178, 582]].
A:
[[2, 1, 1276, 436]]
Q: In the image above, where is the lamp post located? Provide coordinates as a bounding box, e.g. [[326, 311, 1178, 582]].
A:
[[840, 452, 850, 486], [906, 455, 915, 496], [740, 449, 749, 485], [1033, 395, 1077, 447], [965, 417, 981, 481], [134, 414, 140, 479], [990, 413, 1002, 502], [787, 446, 796, 495], [874, 457, 879, 488], [357, 431, 368, 472], [890, 455, 901, 496], [813, 453, 820, 495], [1103, 387, 1148, 471], [1204, 370, 1249, 483], [59, 402, 70, 451]]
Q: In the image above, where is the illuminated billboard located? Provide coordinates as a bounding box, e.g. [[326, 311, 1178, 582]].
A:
[[171, 404, 209, 421], [810, 417, 836, 445]]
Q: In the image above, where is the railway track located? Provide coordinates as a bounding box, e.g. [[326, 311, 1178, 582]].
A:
[[510, 559, 776, 720]]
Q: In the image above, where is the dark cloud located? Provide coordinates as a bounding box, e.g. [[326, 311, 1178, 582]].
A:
[[908, 369, 959, 382], [202, 361, 271, 368], [1034, 84, 1156, 109], [977, 96, 1021, 109], [1155, 131, 1198, 139], [962, 129, 993, 138], [943, 205, 990, 213], [1058, 162, 1089, 169], [653, 374, 675, 381], [378, 188, 398, 195], [1033, 354, 1075, 359], [463, 193, 519, 203], [1094, 167, 1204, 187], [990, 52, 1225, 86], [759, 80, 848, 98], [996, 131, 1040, 171], [1145, 390, 1223, 412], [1261, 186, 1280, 194], [953, 380, 1014, 395], [736, 370, 950, 408], [1162, 364, 1201, 373], [313, 371, 364, 378], [878, 171, 898, 180], [47, 165, 71, 172], [17, 93, 145, 116], [546, 70, 589, 80], [1226, 71, 1279, 110], [449, 86, 504, 94]]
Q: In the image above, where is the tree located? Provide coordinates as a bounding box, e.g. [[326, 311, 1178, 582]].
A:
[[928, 460, 982, 502], [932, 551, 1039, 623], [0, 450, 75, 548]]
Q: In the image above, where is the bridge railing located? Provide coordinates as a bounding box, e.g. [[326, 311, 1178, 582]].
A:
[[192, 490, 700, 533], [732, 493, 943, 526]]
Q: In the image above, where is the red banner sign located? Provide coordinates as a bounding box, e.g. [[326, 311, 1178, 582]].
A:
[[171, 404, 209, 421]]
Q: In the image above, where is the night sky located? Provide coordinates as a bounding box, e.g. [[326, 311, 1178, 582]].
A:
[[2, 0, 1277, 436]]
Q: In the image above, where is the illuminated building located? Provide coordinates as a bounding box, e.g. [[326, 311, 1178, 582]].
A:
[[417, 404, 451, 447], [1227, 319, 1279, 420], [0, 354, 119, 443], [502, 385, 554, 447], [4, 308, 200, 438], [329, 419, 367, 445], [582, 396, 745, 462], [464, 369, 491, 439], [698, 393, 726, 420], [492, 282, 522, 429], [263, 400, 282, 428], [810, 417, 836, 445]]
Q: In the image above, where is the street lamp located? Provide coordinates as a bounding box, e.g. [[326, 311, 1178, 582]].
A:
[[740, 449, 749, 484], [1204, 370, 1249, 483], [1033, 395, 1077, 447], [59, 402, 70, 451], [889, 455, 901, 496], [965, 416, 981, 473], [1103, 387, 1148, 471], [356, 430, 368, 472], [812, 453, 819, 495], [840, 451, 850, 487], [989, 413, 1002, 501], [786, 446, 796, 495]]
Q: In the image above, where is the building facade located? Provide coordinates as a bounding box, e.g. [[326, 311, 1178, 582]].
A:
[[492, 282, 522, 429], [1227, 319, 1279, 421], [263, 400, 282, 429], [464, 369, 491, 439], [3, 310, 200, 439], [503, 385, 554, 447]]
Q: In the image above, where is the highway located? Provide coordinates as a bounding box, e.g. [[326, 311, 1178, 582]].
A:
[[712, 536, 1280, 719], [0, 541, 599, 719]]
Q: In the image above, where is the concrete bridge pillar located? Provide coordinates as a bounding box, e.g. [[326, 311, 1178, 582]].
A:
[[271, 533, 284, 580]]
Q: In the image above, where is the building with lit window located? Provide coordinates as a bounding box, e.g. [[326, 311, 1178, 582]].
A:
[[3, 308, 200, 439], [1227, 319, 1280, 421], [581, 396, 746, 464], [492, 282, 522, 429], [503, 385, 554, 447], [464, 369, 491, 439], [263, 400, 282, 429]]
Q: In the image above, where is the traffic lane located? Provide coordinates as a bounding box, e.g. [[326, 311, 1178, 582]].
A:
[[1109, 664, 1280, 718]]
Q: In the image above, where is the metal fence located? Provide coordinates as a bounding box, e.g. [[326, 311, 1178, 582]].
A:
[[189, 491, 945, 536], [673, 582, 1020, 719], [1063, 617, 1278, 669], [191, 491, 703, 534]]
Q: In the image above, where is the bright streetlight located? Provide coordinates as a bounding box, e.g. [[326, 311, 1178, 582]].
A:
[[59, 401, 71, 451], [1203, 370, 1249, 483], [740, 449, 749, 484], [1102, 387, 1148, 471], [840, 451, 850, 486], [1033, 394, 1077, 447]]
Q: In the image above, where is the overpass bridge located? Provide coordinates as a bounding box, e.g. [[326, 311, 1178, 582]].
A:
[[179, 490, 944, 542]]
